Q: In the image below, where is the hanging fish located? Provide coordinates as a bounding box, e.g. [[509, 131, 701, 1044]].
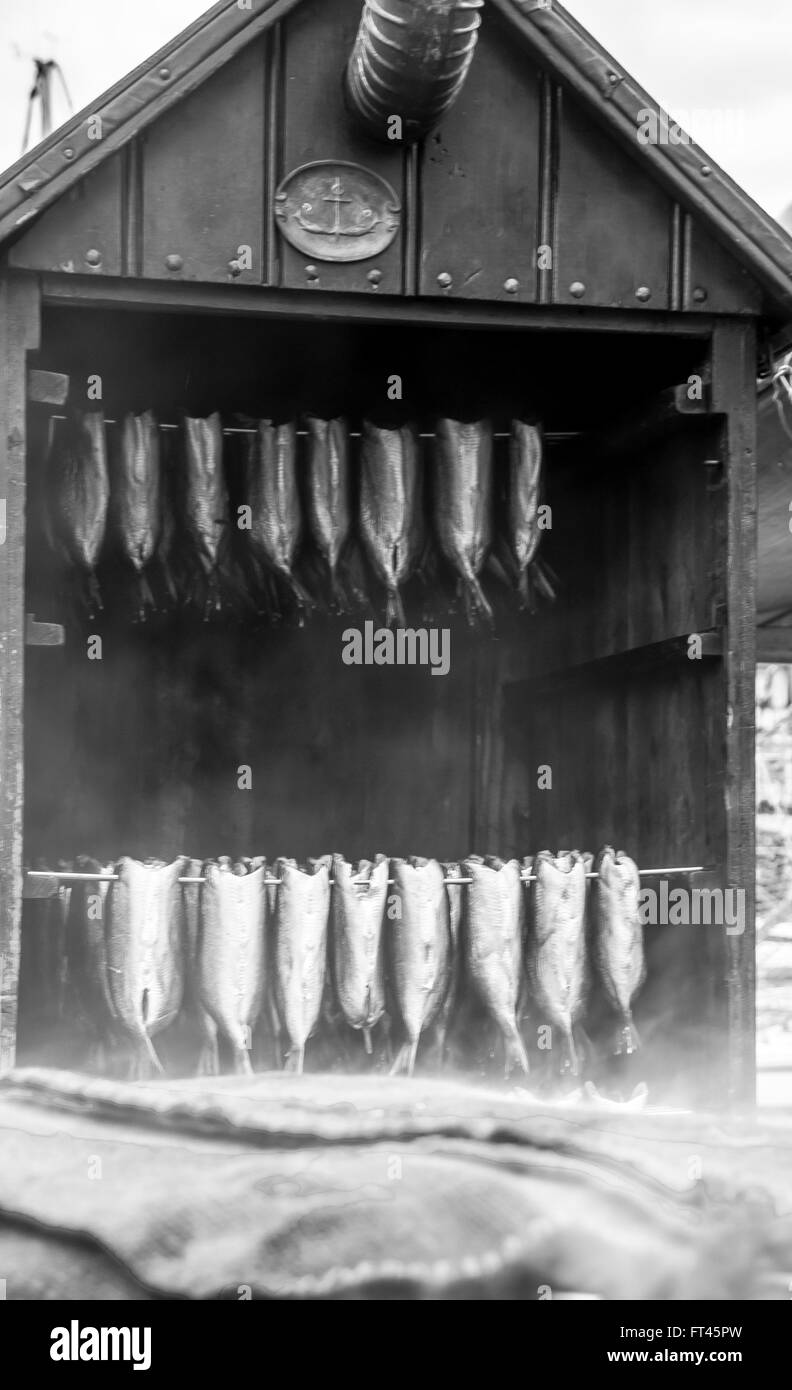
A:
[[243, 419, 312, 613], [305, 415, 352, 609], [47, 410, 109, 613], [105, 856, 186, 1078], [506, 418, 554, 607], [359, 421, 423, 626], [183, 413, 230, 613], [330, 854, 388, 1053], [592, 847, 646, 1055], [178, 855, 219, 1076], [463, 855, 529, 1076], [64, 856, 116, 1070], [388, 857, 455, 1076], [274, 857, 331, 1072], [199, 858, 268, 1074], [434, 418, 493, 625], [526, 849, 591, 1076], [110, 411, 162, 615]]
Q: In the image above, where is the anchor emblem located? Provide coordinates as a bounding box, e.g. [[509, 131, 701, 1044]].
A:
[[294, 177, 380, 240], [274, 161, 401, 264]]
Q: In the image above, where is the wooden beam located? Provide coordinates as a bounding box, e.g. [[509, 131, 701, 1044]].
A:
[[40, 272, 718, 337], [25, 613, 65, 647], [27, 368, 68, 405], [0, 275, 40, 1070], [506, 629, 723, 699], [581, 381, 715, 468], [711, 318, 758, 1112]]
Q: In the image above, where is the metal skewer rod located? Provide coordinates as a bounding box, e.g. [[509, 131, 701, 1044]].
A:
[[25, 863, 714, 888], [48, 417, 579, 443]]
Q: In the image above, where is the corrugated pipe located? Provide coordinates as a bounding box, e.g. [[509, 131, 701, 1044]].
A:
[[345, 0, 484, 144]]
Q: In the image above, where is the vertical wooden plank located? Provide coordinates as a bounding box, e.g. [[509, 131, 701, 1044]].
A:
[[0, 274, 40, 1070], [685, 219, 763, 316], [264, 24, 285, 288], [142, 42, 266, 284], [555, 92, 672, 310], [711, 319, 757, 1111], [419, 17, 541, 304], [8, 158, 123, 276], [279, 0, 404, 296]]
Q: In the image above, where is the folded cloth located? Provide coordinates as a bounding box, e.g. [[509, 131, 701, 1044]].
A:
[[0, 1068, 790, 1300]]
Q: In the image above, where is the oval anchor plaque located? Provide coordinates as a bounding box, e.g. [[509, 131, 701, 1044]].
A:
[[274, 161, 401, 264]]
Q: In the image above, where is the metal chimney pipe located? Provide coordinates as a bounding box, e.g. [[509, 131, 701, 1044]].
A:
[[345, 0, 484, 144]]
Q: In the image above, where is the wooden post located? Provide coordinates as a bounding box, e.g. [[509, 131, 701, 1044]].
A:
[[0, 274, 40, 1070], [711, 319, 757, 1110]]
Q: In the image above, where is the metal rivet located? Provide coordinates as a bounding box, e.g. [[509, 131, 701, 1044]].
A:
[[159, 67, 171, 81], [692, 286, 708, 303], [569, 281, 586, 299], [84, 249, 102, 267], [305, 264, 319, 281], [504, 278, 519, 294], [700, 164, 712, 177], [607, 71, 620, 84], [63, 147, 75, 160], [165, 253, 183, 272], [367, 269, 382, 287], [635, 286, 651, 302], [437, 271, 452, 289]]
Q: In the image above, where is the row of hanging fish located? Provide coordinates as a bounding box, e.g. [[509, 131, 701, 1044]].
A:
[[44, 410, 556, 624], [63, 847, 645, 1081]]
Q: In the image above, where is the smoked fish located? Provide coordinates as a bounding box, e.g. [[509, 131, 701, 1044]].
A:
[[47, 410, 109, 611], [389, 857, 454, 1076], [305, 416, 352, 607], [463, 855, 529, 1075], [359, 421, 422, 626], [199, 858, 268, 1074], [105, 856, 186, 1077], [274, 856, 331, 1072], [592, 847, 646, 1055], [527, 850, 591, 1076], [331, 854, 388, 1052], [244, 419, 311, 609], [434, 418, 494, 625], [111, 411, 161, 609]]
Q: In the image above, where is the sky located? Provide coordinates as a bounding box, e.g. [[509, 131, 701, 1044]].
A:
[[0, 0, 791, 220]]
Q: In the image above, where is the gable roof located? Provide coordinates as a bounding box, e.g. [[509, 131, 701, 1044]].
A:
[[2, 0, 792, 318]]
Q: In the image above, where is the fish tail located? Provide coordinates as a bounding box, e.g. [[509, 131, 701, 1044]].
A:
[[389, 1038, 419, 1077], [86, 570, 103, 618], [135, 1026, 164, 1078], [503, 1027, 530, 1079], [614, 1017, 641, 1056], [290, 574, 315, 611], [284, 1044, 305, 1074], [137, 569, 155, 616], [385, 588, 405, 628], [559, 1027, 580, 1077], [362, 1025, 373, 1056], [196, 1038, 220, 1077], [530, 558, 557, 604], [462, 577, 494, 628], [516, 567, 532, 609]]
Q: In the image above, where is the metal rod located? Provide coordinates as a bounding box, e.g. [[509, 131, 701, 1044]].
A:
[[25, 863, 715, 889], [48, 417, 580, 443]]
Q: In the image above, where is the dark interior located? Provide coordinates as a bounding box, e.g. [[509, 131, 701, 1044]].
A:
[[19, 304, 727, 1102]]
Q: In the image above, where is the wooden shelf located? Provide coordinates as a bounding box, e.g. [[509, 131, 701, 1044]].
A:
[[507, 628, 724, 697]]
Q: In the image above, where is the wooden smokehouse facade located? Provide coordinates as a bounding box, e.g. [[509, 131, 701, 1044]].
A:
[[3, 0, 792, 1106]]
